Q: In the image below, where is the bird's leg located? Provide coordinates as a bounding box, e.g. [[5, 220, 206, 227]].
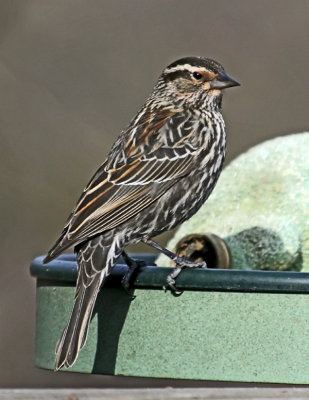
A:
[[143, 238, 207, 294], [121, 251, 147, 295]]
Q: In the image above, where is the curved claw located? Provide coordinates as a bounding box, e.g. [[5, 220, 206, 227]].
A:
[[163, 282, 183, 297], [164, 258, 207, 296]]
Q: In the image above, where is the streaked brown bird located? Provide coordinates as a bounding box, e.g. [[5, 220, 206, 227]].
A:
[[44, 56, 240, 370]]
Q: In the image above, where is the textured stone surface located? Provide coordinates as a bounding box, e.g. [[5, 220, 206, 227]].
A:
[[157, 133, 309, 271]]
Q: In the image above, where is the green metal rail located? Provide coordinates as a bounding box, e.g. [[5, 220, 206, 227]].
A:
[[31, 254, 309, 294]]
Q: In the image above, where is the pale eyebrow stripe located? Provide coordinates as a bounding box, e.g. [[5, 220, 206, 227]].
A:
[[164, 64, 209, 74]]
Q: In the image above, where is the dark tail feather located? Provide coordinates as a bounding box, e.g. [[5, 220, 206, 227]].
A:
[[54, 235, 124, 370], [54, 275, 101, 370]]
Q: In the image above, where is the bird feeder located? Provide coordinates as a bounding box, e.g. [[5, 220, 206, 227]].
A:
[[31, 252, 309, 384]]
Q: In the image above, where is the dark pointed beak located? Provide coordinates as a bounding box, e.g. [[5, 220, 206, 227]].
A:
[[210, 70, 240, 89]]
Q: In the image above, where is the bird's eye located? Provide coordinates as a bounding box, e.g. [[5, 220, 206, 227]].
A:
[[192, 71, 203, 80]]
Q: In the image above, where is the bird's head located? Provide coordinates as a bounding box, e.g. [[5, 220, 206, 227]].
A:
[[152, 56, 240, 111]]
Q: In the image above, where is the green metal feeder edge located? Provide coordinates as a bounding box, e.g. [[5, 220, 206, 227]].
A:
[[31, 255, 309, 384], [30, 254, 309, 294]]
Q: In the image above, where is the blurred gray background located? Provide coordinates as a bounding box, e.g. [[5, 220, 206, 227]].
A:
[[0, 0, 308, 388]]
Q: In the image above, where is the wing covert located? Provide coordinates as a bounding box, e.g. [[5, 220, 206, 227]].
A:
[[47, 109, 201, 257]]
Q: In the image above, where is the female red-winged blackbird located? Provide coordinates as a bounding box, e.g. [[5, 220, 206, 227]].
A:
[[44, 56, 239, 370]]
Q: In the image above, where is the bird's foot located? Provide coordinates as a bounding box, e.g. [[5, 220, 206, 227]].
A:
[[121, 253, 147, 299], [164, 257, 207, 296], [142, 238, 207, 295]]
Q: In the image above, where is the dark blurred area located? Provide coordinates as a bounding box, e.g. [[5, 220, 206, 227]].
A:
[[0, 0, 308, 388]]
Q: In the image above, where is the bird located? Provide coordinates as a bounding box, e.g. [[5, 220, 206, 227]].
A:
[[43, 56, 240, 370]]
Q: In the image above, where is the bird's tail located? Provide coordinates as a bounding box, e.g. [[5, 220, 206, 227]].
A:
[[54, 235, 123, 370], [54, 274, 101, 370]]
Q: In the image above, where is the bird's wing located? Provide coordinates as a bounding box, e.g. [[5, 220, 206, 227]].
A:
[[45, 110, 201, 261]]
